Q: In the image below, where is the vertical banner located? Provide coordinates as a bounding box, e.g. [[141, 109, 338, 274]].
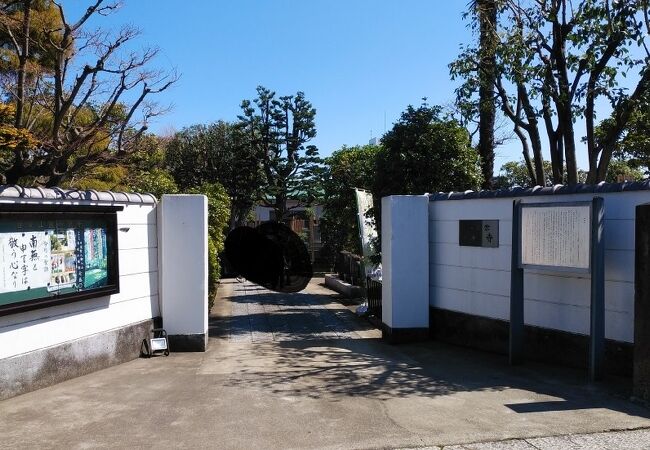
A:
[[354, 188, 378, 276]]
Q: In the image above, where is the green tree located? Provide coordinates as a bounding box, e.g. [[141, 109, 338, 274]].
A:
[[165, 121, 264, 228], [320, 144, 380, 265], [0, 0, 177, 186], [472, 0, 499, 189], [64, 165, 130, 192], [493, 160, 553, 188], [63, 134, 179, 199], [238, 86, 323, 221], [451, 0, 650, 186], [374, 103, 482, 199], [493, 159, 595, 188], [605, 158, 645, 183], [125, 134, 179, 198], [606, 90, 650, 174], [367, 103, 481, 260]]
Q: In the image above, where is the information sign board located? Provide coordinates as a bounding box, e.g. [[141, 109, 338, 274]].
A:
[[519, 202, 591, 271], [0, 204, 121, 315], [510, 198, 604, 381]]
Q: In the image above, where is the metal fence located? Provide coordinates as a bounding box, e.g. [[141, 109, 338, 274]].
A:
[[336, 251, 363, 286], [366, 276, 382, 317]]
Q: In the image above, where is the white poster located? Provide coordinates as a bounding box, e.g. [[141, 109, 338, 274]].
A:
[[354, 188, 378, 270], [520, 204, 591, 270], [46, 229, 78, 292], [0, 231, 51, 293]]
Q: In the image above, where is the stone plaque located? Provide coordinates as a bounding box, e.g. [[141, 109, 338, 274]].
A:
[[459, 220, 499, 248], [520, 203, 591, 270]]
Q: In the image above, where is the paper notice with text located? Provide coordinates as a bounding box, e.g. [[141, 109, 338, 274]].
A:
[[520, 204, 591, 270]]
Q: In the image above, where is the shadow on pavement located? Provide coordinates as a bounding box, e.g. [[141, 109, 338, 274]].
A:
[[209, 290, 377, 339], [209, 282, 650, 421], [218, 336, 650, 419]]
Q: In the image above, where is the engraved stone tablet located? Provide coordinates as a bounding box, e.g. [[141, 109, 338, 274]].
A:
[[459, 220, 499, 248]]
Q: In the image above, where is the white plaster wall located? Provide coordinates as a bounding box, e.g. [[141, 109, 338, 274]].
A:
[[429, 190, 650, 343], [158, 195, 208, 336], [382, 195, 429, 329], [0, 200, 159, 359]]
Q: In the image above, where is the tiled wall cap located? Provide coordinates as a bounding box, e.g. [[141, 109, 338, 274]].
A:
[[0, 185, 157, 204], [428, 180, 650, 201]]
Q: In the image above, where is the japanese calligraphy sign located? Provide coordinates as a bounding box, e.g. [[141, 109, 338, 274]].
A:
[[459, 220, 499, 248], [519, 202, 591, 271], [0, 231, 51, 293]]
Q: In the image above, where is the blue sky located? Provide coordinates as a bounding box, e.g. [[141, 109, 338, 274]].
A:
[[63, 1, 598, 172]]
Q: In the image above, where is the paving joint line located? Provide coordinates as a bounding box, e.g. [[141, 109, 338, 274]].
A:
[[431, 425, 650, 450]]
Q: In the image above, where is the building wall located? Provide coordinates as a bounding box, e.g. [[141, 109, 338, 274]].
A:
[[0, 189, 160, 399], [0, 200, 158, 359], [429, 190, 649, 344], [254, 202, 324, 223]]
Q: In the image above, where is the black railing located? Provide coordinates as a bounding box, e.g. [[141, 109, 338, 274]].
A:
[[366, 276, 382, 317], [336, 251, 363, 286]]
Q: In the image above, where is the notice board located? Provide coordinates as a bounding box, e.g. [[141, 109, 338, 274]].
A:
[[519, 202, 591, 272], [0, 204, 121, 315]]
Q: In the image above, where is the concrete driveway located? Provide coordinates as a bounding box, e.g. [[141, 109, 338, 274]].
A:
[[1, 278, 649, 449]]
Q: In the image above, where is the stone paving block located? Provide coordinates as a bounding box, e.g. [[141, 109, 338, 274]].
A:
[[441, 441, 535, 450], [272, 332, 295, 342], [217, 280, 391, 343], [229, 333, 251, 342], [247, 303, 266, 314], [397, 447, 441, 450], [251, 332, 274, 342], [527, 429, 650, 450], [525, 435, 581, 449], [230, 302, 248, 316], [463, 440, 537, 450]]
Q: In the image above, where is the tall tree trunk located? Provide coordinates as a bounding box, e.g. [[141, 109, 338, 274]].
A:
[[552, 11, 578, 185], [560, 109, 578, 185], [585, 89, 599, 184], [528, 125, 545, 186], [542, 89, 564, 184], [517, 83, 545, 186], [513, 125, 536, 185], [275, 193, 287, 223], [477, 0, 498, 189], [14, 0, 32, 129], [229, 204, 239, 230]]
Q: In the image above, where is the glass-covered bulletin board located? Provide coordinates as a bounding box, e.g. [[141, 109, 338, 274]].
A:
[[0, 204, 121, 315]]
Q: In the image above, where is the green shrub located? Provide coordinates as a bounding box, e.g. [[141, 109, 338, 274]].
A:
[[321, 144, 380, 266], [207, 236, 219, 310], [188, 182, 231, 310]]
